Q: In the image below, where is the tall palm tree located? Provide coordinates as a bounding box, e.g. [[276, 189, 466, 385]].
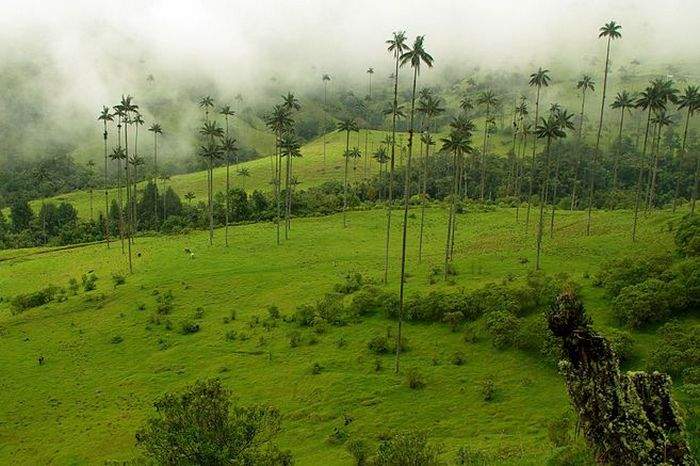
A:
[[280, 132, 301, 236], [459, 96, 474, 115], [98, 106, 113, 248], [160, 174, 171, 219], [322, 74, 331, 171], [337, 118, 359, 228], [416, 95, 443, 262], [477, 90, 498, 201], [366, 67, 374, 99], [110, 146, 127, 253], [610, 91, 635, 190], [237, 167, 251, 190], [549, 108, 575, 236], [265, 104, 293, 244], [440, 130, 474, 277], [383, 31, 410, 285], [199, 96, 214, 121], [513, 99, 529, 220], [373, 146, 390, 200], [534, 115, 566, 269], [646, 110, 673, 210], [148, 123, 163, 222], [119, 95, 138, 273], [199, 121, 224, 245], [570, 75, 595, 209], [675, 85, 699, 212], [131, 112, 145, 235], [394, 35, 433, 374], [525, 68, 551, 229], [586, 20, 622, 235], [220, 136, 238, 246], [112, 102, 127, 252]]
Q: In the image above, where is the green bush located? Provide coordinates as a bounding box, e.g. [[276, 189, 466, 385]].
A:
[[647, 321, 699, 380], [515, 314, 557, 362], [10, 285, 62, 314], [602, 328, 635, 364], [368, 335, 391, 355], [456, 445, 489, 465], [347, 286, 397, 318], [374, 431, 441, 466], [81, 273, 98, 292], [333, 272, 365, 294], [485, 311, 521, 349], [598, 255, 672, 297], [480, 377, 495, 401], [112, 274, 126, 287], [346, 438, 370, 465], [675, 214, 700, 257], [67, 277, 79, 295], [405, 368, 426, 390], [612, 278, 675, 328], [179, 320, 200, 335]]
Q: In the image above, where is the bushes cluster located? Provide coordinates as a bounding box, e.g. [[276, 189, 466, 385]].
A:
[[10, 285, 62, 314], [647, 321, 699, 381]]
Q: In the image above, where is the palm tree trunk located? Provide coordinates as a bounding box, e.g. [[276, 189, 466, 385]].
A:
[[587, 37, 612, 236], [343, 130, 350, 228], [571, 89, 586, 210], [536, 137, 552, 270], [124, 121, 133, 273], [103, 121, 110, 248], [285, 149, 291, 238], [396, 66, 419, 375], [549, 151, 561, 237], [673, 109, 691, 212], [418, 131, 430, 263], [383, 52, 401, 284], [445, 150, 459, 278], [612, 107, 625, 191], [480, 105, 489, 202], [275, 135, 281, 245], [526, 86, 541, 229], [208, 156, 213, 245], [646, 123, 663, 211], [154, 132, 159, 224], [632, 107, 653, 241], [323, 81, 328, 172]]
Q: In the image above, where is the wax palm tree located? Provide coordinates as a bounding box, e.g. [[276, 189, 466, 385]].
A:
[[459, 96, 474, 115], [119, 95, 138, 272], [525, 68, 551, 229], [279, 132, 301, 237], [199, 121, 224, 244], [477, 90, 498, 202], [337, 118, 360, 227], [235, 93, 244, 112], [322, 74, 331, 171], [515, 120, 532, 221], [265, 104, 294, 244], [148, 123, 163, 221], [220, 136, 238, 246], [373, 146, 390, 195], [98, 106, 113, 248], [131, 112, 145, 233], [110, 145, 127, 253], [220, 105, 235, 134], [534, 115, 566, 269], [646, 111, 673, 210], [199, 96, 214, 121], [159, 174, 171, 219], [610, 91, 635, 189], [366, 67, 374, 99], [586, 20, 622, 235], [237, 167, 251, 190], [549, 108, 575, 236], [675, 85, 699, 212], [440, 130, 474, 277], [383, 30, 410, 285], [393, 34, 434, 374], [416, 95, 443, 262], [570, 76, 595, 208], [282, 92, 301, 113]]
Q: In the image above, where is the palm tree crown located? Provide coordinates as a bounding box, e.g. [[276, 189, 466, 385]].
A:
[[577, 75, 595, 93], [599, 21, 622, 39], [399, 35, 434, 73], [529, 68, 551, 88]]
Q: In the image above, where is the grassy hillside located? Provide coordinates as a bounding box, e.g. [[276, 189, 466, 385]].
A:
[[0, 206, 696, 464]]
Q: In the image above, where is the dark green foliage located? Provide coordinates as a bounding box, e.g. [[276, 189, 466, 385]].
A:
[[612, 278, 678, 328], [67, 277, 79, 295], [455, 445, 489, 465], [547, 412, 573, 448], [179, 320, 200, 335], [347, 286, 398, 318], [267, 305, 280, 320], [597, 254, 673, 297], [10, 285, 61, 314], [111, 274, 126, 288], [480, 377, 495, 401], [294, 293, 347, 326], [485, 311, 521, 349], [405, 368, 425, 389], [311, 362, 322, 375], [675, 214, 700, 257], [288, 331, 302, 347], [373, 431, 441, 465], [10, 198, 34, 232], [81, 273, 97, 292], [451, 352, 465, 366], [135, 379, 292, 465], [110, 335, 124, 344], [156, 290, 174, 315], [442, 311, 464, 331], [515, 313, 558, 362], [333, 272, 365, 294], [367, 335, 391, 355], [346, 438, 370, 465], [602, 328, 635, 364], [648, 321, 699, 381]]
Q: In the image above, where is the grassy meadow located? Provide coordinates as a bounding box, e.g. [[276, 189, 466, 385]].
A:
[[1, 204, 696, 464]]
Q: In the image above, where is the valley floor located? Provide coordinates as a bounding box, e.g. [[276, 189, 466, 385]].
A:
[[0, 206, 696, 464]]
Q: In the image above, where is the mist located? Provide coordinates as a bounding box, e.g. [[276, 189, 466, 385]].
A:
[[1, 0, 699, 163]]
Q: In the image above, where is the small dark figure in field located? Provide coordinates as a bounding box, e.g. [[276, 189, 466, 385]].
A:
[[137, 252, 141, 258], [38, 355, 44, 365]]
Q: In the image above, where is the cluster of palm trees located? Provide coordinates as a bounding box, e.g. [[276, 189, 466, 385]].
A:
[[197, 96, 240, 246], [264, 93, 302, 245], [98, 95, 164, 273]]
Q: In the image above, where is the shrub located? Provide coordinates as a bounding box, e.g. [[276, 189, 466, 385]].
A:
[[368, 335, 391, 355], [374, 431, 441, 466], [193, 307, 204, 319], [485, 311, 521, 349], [647, 321, 699, 380], [456, 445, 489, 465], [110, 335, 124, 344], [442, 311, 464, 331], [135, 378, 292, 465], [81, 273, 98, 292], [112, 274, 126, 288], [451, 352, 466, 366], [374, 358, 383, 372], [334, 272, 364, 294], [180, 320, 200, 335], [405, 368, 425, 390], [675, 214, 700, 257], [311, 362, 322, 375], [68, 277, 79, 295], [612, 278, 674, 328], [336, 336, 347, 348], [598, 255, 672, 297], [480, 377, 495, 401], [225, 330, 237, 342], [346, 438, 370, 465], [547, 412, 573, 448], [156, 291, 175, 315], [347, 286, 397, 318], [10, 285, 61, 314], [267, 305, 281, 320], [515, 314, 557, 362], [288, 331, 302, 348]]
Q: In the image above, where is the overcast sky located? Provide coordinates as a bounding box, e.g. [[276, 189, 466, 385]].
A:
[[0, 0, 698, 118]]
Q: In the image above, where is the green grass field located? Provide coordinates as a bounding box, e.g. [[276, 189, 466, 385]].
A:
[[1, 204, 696, 464]]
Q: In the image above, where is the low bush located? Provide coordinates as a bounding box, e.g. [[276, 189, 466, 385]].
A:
[[112, 274, 126, 288], [603, 328, 635, 364], [367, 335, 391, 355], [485, 311, 521, 349], [374, 430, 441, 466], [110, 335, 124, 344], [346, 438, 370, 466], [480, 377, 495, 402], [347, 286, 397, 318], [11, 286, 62, 314], [455, 445, 489, 465], [597, 254, 672, 297], [612, 278, 676, 328], [179, 320, 200, 335], [647, 321, 699, 381], [675, 213, 700, 257], [334, 272, 365, 294], [311, 362, 322, 375], [405, 368, 425, 390], [81, 273, 98, 292]]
